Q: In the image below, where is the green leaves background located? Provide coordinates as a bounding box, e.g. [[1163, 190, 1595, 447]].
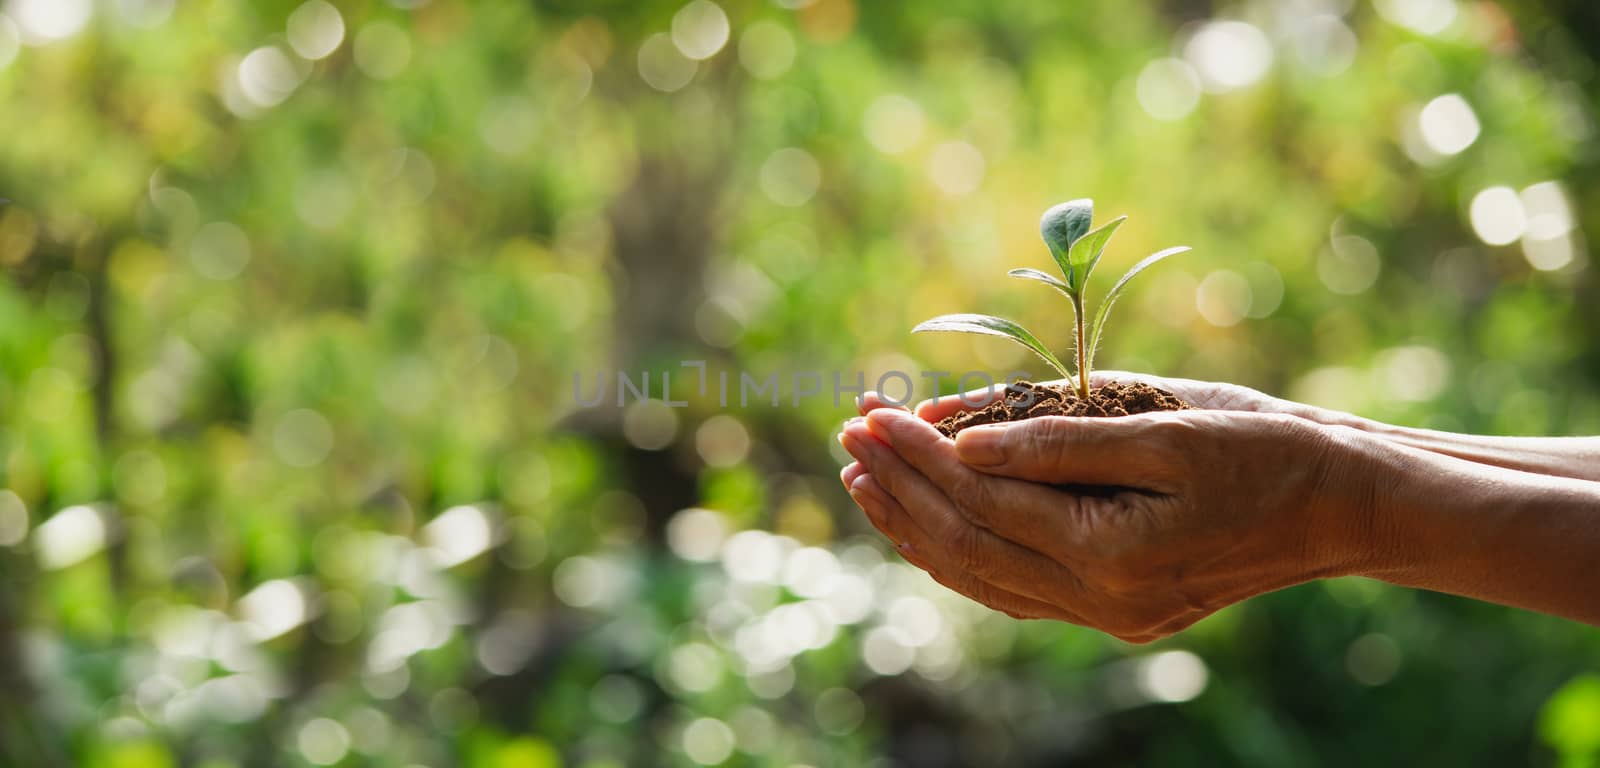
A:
[[0, 2, 1597, 767]]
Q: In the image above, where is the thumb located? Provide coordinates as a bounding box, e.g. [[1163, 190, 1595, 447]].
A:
[[953, 415, 1176, 488]]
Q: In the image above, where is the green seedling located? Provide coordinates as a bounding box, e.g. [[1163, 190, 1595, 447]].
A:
[[913, 199, 1191, 399]]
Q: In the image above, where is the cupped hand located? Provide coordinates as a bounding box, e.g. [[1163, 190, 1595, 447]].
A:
[[838, 404, 1377, 641]]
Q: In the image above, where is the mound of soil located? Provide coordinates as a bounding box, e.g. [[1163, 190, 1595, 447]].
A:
[[934, 380, 1190, 437]]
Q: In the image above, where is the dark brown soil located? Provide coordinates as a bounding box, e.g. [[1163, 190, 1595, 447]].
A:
[[934, 380, 1190, 437]]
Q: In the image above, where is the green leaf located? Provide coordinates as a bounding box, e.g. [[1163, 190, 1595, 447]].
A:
[[1084, 246, 1191, 371], [1007, 268, 1076, 302], [1038, 199, 1094, 284], [1064, 215, 1126, 292], [913, 313, 1074, 382]]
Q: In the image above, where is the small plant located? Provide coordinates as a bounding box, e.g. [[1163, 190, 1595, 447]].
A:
[[913, 199, 1190, 399]]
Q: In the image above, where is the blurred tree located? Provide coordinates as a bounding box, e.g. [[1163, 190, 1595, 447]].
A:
[[0, 1, 1597, 766]]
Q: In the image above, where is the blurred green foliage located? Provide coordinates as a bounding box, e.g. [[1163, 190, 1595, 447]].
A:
[[1, 0, 1598, 766]]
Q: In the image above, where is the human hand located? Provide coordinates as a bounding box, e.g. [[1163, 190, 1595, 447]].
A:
[[906, 371, 1358, 427], [838, 405, 1377, 641]]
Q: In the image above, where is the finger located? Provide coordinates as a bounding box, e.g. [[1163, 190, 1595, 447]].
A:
[[953, 414, 1184, 490], [851, 474, 1090, 624], [845, 470, 915, 546], [864, 408, 972, 492], [1088, 369, 1148, 388], [864, 408, 1120, 563], [843, 421, 1093, 608], [922, 560, 1087, 622], [856, 391, 909, 417], [840, 461, 866, 491], [912, 383, 1005, 423]]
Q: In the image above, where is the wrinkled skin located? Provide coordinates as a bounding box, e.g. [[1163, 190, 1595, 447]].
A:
[[837, 373, 1376, 643], [839, 372, 1600, 638]]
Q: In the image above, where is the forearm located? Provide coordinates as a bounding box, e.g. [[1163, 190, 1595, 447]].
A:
[[1354, 420, 1600, 483], [1349, 431, 1600, 625]]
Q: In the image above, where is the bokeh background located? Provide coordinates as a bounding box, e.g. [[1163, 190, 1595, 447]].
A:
[[2, 0, 1599, 765]]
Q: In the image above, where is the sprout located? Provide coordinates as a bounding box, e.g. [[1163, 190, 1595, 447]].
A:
[[913, 199, 1191, 398]]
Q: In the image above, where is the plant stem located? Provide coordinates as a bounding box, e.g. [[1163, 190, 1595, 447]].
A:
[[1072, 294, 1089, 398]]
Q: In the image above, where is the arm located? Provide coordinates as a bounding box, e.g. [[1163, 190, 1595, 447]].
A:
[[1349, 421, 1600, 484], [838, 404, 1600, 639], [904, 373, 1600, 482], [1350, 427, 1600, 624]]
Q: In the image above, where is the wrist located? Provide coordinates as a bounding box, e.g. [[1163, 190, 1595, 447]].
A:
[[1297, 422, 1398, 580], [1341, 435, 1600, 624]]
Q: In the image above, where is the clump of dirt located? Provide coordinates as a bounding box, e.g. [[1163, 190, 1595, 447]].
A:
[[934, 380, 1190, 437]]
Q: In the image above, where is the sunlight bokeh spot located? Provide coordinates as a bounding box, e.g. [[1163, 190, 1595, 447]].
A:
[[0, 16, 18, 69], [667, 507, 730, 563], [553, 555, 629, 609], [1377, 345, 1451, 402], [862, 626, 914, 675], [273, 408, 334, 467], [927, 141, 985, 197], [354, 22, 410, 80], [0, 490, 27, 547], [638, 33, 697, 92], [863, 94, 926, 154], [590, 674, 645, 722], [760, 147, 822, 207], [1136, 58, 1202, 121], [479, 96, 539, 156], [189, 221, 251, 280], [739, 21, 795, 80], [287, 1, 345, 61], [35, 504, 107, 570], [1136, 650, 1209, 703], [238, 579, 310, 642], [722, 529, 785, 584], [1375, 0, 1457, 35], [476, 610, 539, 676], [885, 596, 941, 648], [1185, 21, 1272, 93], [672, 1, 729, 61], [694, 414, 751, 467], [1242, 262, 1284, 319], [667, 642, 724, 693], [815, 688, 865, 734], [1317, 234, 1381, 294], [1418, 94, 1480, 156], [1469, 186, 1525, 246], [682, 717, 736, 765], [1196, 269, 1252, 327], [298, 718, 351, 766], [622, 398, 679, 450], [238, 46, 306, 108], [1287, 14, 1357, 76], [116, 0, 174, 29], [1346, 633, 1402, 686], [422, 505, 495, 568], [7, 0, 90, 43]]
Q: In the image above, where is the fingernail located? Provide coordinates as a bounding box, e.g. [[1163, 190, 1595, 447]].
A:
[[955, 425, 1007, 466], [839, 431, 876, 463], [850, 474, 880, 509], [844, 418, 892, 451], [865, 408, 912, 439], [840, 462, 861, 489]]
